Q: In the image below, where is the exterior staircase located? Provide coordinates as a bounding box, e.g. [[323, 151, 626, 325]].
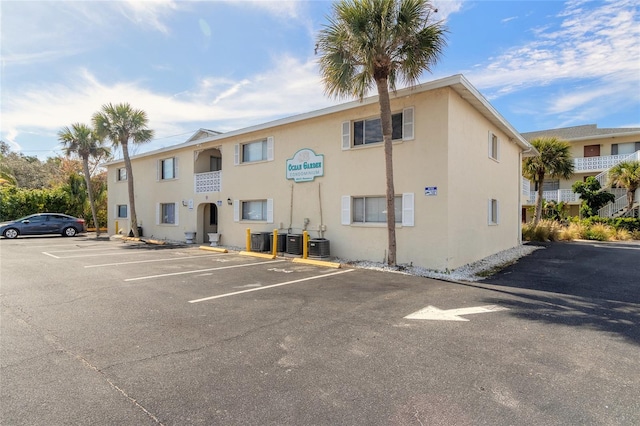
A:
[[596, 151, 640, 218]]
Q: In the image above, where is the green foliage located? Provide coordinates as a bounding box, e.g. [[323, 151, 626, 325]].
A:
[[524, 216, 640, 242], [574, 216, 640, 232], [541, 200, 569, 222], [0, 185, 73, 221], [571, 177, 615, 217]]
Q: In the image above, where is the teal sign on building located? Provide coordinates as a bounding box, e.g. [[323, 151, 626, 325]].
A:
[[286, 149, 324, 182]]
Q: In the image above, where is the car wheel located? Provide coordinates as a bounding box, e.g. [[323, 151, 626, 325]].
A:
[[63, 227, 77, 237], [3, 228, 19, 239]]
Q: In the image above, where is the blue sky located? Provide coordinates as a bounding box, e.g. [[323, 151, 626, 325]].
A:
[[1, 0, 639, 160]]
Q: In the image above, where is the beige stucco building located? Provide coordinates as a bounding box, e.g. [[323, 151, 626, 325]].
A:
[[521, 125, 640, 221], [105, 74, 534, 271]]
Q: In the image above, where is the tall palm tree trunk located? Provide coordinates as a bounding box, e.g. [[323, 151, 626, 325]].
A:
[[122, 141, 139, 238], [82, 157, 100, 237], [534, 173, 545, 225], [376, 78, 397, 266]]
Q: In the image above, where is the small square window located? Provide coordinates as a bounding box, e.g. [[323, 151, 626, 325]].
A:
[[242, 200, 268, 221], [242, 140, 268, 163], [161, 158, 176, 180], [352, 196, 401, 223], [117, 205, 127, 218]]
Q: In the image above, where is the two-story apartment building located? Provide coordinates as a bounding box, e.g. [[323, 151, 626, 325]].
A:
[[105, 74, 534, 271], [521, 125, 640, 221]]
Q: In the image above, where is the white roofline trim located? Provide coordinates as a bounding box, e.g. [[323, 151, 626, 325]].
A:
[[103, 74, 534, 166]]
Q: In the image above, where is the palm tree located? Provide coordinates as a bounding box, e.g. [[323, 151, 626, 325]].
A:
[[608, 160, 640, 213], [523, 137, 574, 225], [58, 123, 110, 236], [316, 0, 446, 266], [93, 103, 154, 238]]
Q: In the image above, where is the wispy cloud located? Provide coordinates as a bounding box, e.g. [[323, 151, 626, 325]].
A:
[[467, 0, 639, 122]]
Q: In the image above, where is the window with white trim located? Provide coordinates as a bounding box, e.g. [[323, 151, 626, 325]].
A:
[[159, 203, 176, 224], [342, 107, 414, 150], [488, 132, 500, 161], [159, 157, 177, 180], [117, 168, 127, 181], [341, 193, 414, 226], [488, 199, 499, 225], [234, 137, 274, 164], [116, 205, 127, 218], [233, 199, 274, 223]]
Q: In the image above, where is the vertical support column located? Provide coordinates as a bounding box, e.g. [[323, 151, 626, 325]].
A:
[[272, 229, 278, 257], [246, 228, 251, 252], [302, 231, 309, 259]]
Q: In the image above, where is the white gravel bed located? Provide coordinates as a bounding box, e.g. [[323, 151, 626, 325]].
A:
[[338, 243, 543, 282]]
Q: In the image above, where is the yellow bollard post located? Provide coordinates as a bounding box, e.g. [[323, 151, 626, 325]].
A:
[[272, 229, 278, 257], [246, 228, 251, 252], [302, 231, 309, 259], [115, 220, 119, 235]]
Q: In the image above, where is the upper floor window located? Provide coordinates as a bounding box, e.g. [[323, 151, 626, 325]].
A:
[[488, 132, 500, 161], [342, 107, 414, 150], [234, 137, 274, 165], [117, 168, 127, 181], [611, 142, 640, 155], [160, 157, 177, 180]]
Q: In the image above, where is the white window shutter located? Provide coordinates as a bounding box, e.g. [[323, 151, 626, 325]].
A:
[[267, 198, 274, 223], [402, 107, 414, 141], [174, 202, 179, 225], [156, 160, 161, 181], [267, 137, 274, 161], [341, 196, 351, 225], [233, 200, 240, 222], [341, 122, 351, 150], [496, 200, 500, 224], [402, 193, 414, 226], [234, 144, 240, 165], [156, 203, 160, 225], [174, 157, 179, 179]]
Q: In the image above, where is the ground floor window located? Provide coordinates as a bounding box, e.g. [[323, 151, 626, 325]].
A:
[[342, 193, 414, 226], [159, 203, 176, 224], [233, 199, 274, 223], [352, 196, 402, 223], [488, 199, 499, 225], [117, 205, 127, 218]]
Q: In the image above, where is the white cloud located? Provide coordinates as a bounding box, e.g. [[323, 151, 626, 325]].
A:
[[466, 0, 639, 121], [1, 55, 336, 154]]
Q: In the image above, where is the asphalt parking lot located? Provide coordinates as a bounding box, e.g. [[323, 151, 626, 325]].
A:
[[1, 236, 639, 425]]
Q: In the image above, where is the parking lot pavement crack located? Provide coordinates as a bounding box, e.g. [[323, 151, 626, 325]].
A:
[[1, 302, 166, 425]]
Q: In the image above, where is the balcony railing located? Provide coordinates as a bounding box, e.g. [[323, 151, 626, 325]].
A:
[[574, 154, 632, 173], [524, 189, 580, 205], [195, 170, 222, 193]]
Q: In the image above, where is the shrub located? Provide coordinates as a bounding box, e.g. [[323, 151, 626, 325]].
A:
[[522, 220, 562, 242], [585, 223, 615, 241], [559, 222, 586, 240]]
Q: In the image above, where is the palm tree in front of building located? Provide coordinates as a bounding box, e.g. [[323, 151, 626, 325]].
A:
[[608, 160, 640, 213], [316, 0, 447, 266], [523, 137, 574, 225], [93, 103, 154, 238], [58, 123, 111, 236]]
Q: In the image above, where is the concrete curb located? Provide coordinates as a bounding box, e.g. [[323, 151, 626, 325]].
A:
[[239, 251, 276, 259], [199, 246, 229, 253]]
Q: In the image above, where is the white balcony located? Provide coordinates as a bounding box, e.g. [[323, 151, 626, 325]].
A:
[[195, 170, 222, 193], [574, 151, 640, 173], [524, 189, 580, 205]]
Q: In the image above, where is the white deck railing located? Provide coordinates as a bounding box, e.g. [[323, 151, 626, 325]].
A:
[[524, 189, 580, 205], [195, 170, 222, 193], [593, 151, 640, 188]]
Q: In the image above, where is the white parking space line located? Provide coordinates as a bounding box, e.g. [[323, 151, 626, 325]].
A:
[[124, 259, 286, 282], [42, 252, 60, 259], [43, 246, 124, 254], [85, 253, 223, 268], [189, 269, 355, 303], [43, 250, 150, 259]]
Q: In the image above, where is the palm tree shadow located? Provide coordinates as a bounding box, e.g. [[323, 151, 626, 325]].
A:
[[474, 241, 640, 346]]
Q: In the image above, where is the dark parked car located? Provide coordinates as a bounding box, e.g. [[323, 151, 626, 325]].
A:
[[0, 213, 86, 239]]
